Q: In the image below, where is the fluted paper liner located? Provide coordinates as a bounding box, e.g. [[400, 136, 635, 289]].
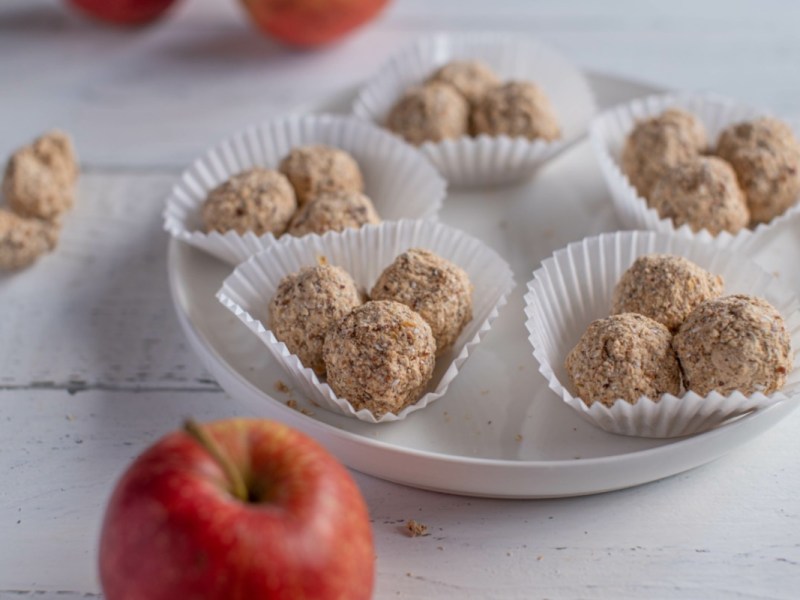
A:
[[217, 220, 515, 423], [164, 114, 447, 265], [353, 32, 597, 187], [524, 231, 800, 438], [590, 92, 800, 252]]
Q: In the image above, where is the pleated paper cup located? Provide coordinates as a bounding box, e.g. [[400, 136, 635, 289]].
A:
[[353, 32, 596, 188], [164, 114, 447, 265], [217, 219, 515, 423], [524, 230, 800, 438], [590, 92, 800, 252]]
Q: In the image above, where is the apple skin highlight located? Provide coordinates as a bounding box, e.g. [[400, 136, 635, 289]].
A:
[[99, 419, 374, 600]]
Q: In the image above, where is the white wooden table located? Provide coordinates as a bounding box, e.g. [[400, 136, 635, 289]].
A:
[[2, 1, 800, 598]]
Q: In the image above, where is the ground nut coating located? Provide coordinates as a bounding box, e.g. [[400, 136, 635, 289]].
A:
[[386, 82, 470, 145], [565, 313, 681, 407], [269, 265, 363, 376], [716, 117, 800, 224], [673, 295, 792, 396], [278, 145, 364, 206], [3, 130, 78, 220], [427, 60, 500, 106], [611, 254, 724, 332], [287, 191, 380, 237], [0, 209, 59, 270], [202, 168, 296, 236], [370, 248, 472, 356], [323, 300, 436, 417], [471, 81, 561, 141], [621, 108, 707, 198], [649, 156, 749, 235]]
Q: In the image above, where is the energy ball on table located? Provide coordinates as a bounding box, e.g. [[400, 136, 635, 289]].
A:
[[202, 168, 296, 236], [3, 130, 78, 220], [269, 264, 363, 377], [278, 145, 364, 206], [287, 191, 380, 237], [0, 209, 60, 270], [611, 254, 724, 332], [673, 295, 792, 396], [426, 60, 500, 106], [565, 313, 681, 407], [386, 82, 470, 145], [471, 81, 561, 141], [621, 108, 707, 198], [648, 156, 749, 235], [323, 300, 436, 417], [370, 248, 472, 356], [716, 117, 800, 224]]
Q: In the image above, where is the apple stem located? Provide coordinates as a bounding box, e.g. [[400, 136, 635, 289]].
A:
[[183, 419, 248, 502]]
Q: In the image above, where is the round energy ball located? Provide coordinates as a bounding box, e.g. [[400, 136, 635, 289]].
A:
[[323, 300, 436, 417], [716, 117, 800, 224], [427, 60, 500, 106], [370, 248, 472, 356], [673, 294, 792, 396], [287, 191, 380, 237], [278, 145, 364, 206], [565, 313, 682, 407], [611, 254, 724, 332], [471, 81, 561, 141], [3, 130, 78, 220], [648, 156, 749, 235], [202, 168, 296, 236], [621, 108, 708, 198], [0, 209, 59, 270], [269, 264, 363, 377], [386, 82, 470, 145]]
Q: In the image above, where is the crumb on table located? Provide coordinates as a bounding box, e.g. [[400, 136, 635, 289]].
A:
[[275, 380, 290, 394], [405, 519, 428, 537]]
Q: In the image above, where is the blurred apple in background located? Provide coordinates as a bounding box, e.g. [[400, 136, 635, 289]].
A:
[[241, 0, 390, 47], [68, 0, 180, 25], [99, 418, 375, 600]]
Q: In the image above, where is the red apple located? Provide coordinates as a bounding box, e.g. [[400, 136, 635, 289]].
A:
[[241, 0, 390, 47], [99, 418, 374, 599], [67, 0, 179, 26]]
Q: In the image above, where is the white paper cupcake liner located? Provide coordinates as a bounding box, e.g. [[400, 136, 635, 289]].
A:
[[163, 114, 447, 265], [524, 230, 800, 438], [217, 219, 515, 423], [590, 92, 800, 252], [352, 32, 597, 188]]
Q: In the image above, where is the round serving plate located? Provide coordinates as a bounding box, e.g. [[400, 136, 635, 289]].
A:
[[168, 72, 800, 498]]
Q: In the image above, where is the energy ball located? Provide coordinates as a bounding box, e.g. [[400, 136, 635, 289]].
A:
[[386, 82, 470, 145], [202, 168, 296, 236], [648, 156, 750, 235], [278, 145, 364, 206], [565, 313, 681, 407], [673, 294, 792, 396], [323, 300, 436, 417], [471, 81, 561, 141], [621, 108, 707, 198], [716, 117, 800, 224], [370, 248, 472, 356], [611, 254, 724, 332], [0, 209, 60, 270], [3, 130, 78, 220], [427, 60, 500, 106], [269, 264, 363, 377], [287, 191, 380, 237]]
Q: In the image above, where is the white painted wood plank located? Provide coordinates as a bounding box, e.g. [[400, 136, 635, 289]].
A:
[[0, 173, 214, 390], [1, 390, 799, 599]]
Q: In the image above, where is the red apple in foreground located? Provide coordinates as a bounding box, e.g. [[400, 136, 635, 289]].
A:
[[241, 0, 390, 47], [99, 418, 374, 599], [68, 0, 179, 26]]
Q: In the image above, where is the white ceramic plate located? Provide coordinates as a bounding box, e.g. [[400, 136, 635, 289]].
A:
[[168, 73, 800, 498]]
